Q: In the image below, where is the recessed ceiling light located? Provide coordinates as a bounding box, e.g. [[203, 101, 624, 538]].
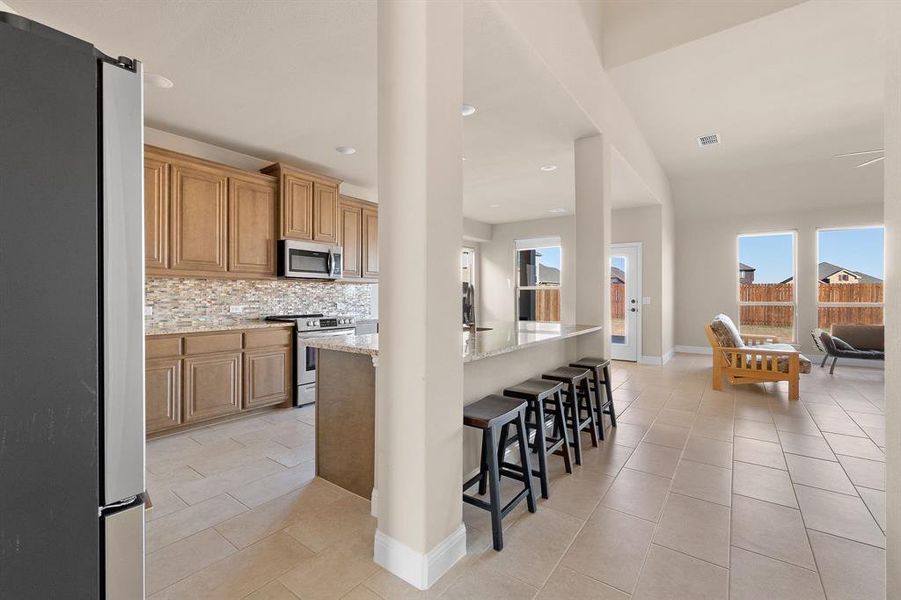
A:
[[547, 207, 567, 214], [335, 146, 356, 155], [461, 104, 477, 117], [540, 165, 558, 172], [144, 73, 174, 89], [488, 203, 500, 208], [462, 156, 467, 161]]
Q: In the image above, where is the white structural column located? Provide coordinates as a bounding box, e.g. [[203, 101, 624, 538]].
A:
[[374, 0, 466, 590], [884, 0, 900, 594], [575, 135, 612, 358]]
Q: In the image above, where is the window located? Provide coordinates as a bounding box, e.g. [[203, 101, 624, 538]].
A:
[[738, 232, 796, 342], [461, 247, 476, 325], [515, 238, 561, 322], [816, 227, 884, 331]]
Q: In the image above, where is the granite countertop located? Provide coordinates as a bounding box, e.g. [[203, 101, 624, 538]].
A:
[[302, 321, 603, 363], [145, 320, 294, 336]]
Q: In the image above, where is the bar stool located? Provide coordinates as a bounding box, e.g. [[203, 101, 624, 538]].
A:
[[542, 366, 597, 465], [570, 357, 617, 441], [463, 395, 537, 551], [502, 378, 573, 499]]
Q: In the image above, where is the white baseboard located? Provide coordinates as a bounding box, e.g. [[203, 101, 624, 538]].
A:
[[675, 345, 713, 355], [374, 524, 467, 590], [639, 355, 663, 365], [662, 349, 675, 364], [370, 488, 378, 518]]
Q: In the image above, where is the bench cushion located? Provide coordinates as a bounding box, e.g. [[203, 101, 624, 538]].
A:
[[711, 314, 744, 349], [753, 343, 813, 374]]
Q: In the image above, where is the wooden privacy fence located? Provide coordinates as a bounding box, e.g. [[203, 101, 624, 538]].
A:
[[739, 283, 884, 327], [534, 284, 626, 322], [611, 283, 625, 319]]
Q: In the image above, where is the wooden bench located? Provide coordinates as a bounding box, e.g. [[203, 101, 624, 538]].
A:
[[705, 314, 810, 400]]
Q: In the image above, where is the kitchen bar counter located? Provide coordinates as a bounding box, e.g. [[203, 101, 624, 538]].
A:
[[302, 321, 603, 363]]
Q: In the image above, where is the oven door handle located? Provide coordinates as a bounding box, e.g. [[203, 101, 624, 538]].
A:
[[298, 329, 355, 339]]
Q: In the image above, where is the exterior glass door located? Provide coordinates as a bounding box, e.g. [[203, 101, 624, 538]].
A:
[[611, 243, 641, 361]]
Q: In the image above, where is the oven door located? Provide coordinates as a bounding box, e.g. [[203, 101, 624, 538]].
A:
[[296, 328, 356, 387], [282, 242, 333, 279]]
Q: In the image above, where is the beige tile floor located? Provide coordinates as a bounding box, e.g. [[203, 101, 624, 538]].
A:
[[145, 354, 886, 599]]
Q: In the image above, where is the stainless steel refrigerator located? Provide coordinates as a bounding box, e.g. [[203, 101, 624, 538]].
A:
[[0, 12, 146, 599]]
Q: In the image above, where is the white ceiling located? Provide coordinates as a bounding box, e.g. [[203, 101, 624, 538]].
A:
[[606, 0, 886, 189], [9, 0, 655, 225]]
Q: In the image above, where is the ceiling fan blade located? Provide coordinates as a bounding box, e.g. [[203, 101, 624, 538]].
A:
[[834, 149, 884, 158], [856, 156, 886, 168]]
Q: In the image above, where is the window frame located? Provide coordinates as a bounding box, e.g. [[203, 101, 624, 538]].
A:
[[736, 230, 798, 343], [815, 225, 885, 330], [514, 239, 562, 322]]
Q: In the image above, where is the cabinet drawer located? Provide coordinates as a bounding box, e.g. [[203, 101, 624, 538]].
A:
[[184, 332, 243, 355], [146, 337, 182, 359], [244, 328, 292, 349]]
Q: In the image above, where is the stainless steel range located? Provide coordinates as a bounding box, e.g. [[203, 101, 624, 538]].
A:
[[265, 313, 355, 406]]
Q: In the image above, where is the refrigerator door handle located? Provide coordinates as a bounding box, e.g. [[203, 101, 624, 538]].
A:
[[101, 59, 146, 505]]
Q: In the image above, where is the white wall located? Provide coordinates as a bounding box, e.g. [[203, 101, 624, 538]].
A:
[[612, 205, 663, 359], [674, 203, 884, 354], [479, 216, 576, 324]]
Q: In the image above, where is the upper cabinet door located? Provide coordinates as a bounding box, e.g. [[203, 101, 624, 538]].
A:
[[144, 155, 169, 271], [170, 160, 228, 273], [313, 182, 339, 243], [339, 200, 362, 278], [229, 174, 277, 276], [362, 206, 379, 278], [281, 173, 313, 240]]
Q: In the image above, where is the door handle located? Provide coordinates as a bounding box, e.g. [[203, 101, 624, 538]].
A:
[[630, 308, 638, 313]]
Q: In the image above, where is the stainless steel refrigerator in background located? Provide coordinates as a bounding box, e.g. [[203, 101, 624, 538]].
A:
[[0, 12, 146, 599]]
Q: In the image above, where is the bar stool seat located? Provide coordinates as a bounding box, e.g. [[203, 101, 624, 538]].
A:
[[542, 366, 598, 465], [503, 378, 573, 499], [570, 357, 616, 440], [463, 395, 537, 551]]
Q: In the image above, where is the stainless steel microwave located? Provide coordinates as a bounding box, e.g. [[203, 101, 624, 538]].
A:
[[279, 240, 343, 279]]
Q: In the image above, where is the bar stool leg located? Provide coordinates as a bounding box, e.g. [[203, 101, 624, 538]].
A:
[[603, 364, 617, 428], [534, 400, 550, 499], [591, 368, 606, 441], [485, 425, 504, 551], [582, 377, 599, 448], [564, 385, 583, 465], [478, 431, 488, 496], [515, 408, 537, 513], [555, 395, 574, 474]]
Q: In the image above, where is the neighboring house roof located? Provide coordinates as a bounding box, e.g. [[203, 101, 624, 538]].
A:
[[537, 263, 560, 284], [611, 266, 625, 284], [739, 263, 756, 272], [778, 262, 883, 284]]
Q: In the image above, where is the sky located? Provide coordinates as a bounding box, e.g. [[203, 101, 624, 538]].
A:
[[738, 228, 884, 283], [535, 246, 561, 269]]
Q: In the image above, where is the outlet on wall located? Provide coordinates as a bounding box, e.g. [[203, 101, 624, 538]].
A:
[[229, 305, 245, 314], [144, 306, 153, 316]]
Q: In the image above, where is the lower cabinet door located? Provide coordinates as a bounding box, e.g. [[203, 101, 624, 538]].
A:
[[145, 357, 182, 434], [184, 352, 242, 423], [244, 347, 292, 409]]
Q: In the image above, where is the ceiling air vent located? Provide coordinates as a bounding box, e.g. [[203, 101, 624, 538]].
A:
[[697, 133, 721, 147]]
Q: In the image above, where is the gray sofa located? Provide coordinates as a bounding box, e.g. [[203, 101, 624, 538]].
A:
[[811, 325, 884, 374]]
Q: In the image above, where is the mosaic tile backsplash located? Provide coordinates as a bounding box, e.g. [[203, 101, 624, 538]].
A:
[[145, 277, 375, 329]]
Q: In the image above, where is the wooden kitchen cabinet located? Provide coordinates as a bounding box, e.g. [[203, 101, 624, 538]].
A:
[[244, 347, 292, 409], [313, 182, 339, 243], [144, 154, 169, 272], [362, 205, 379, 278], [145, 325, 293, 436], [183, 351, 242, 423], [338, 196, 378, 280], [169, 158, 229, 274], [339, 199, 362, 278], [261, 163, 342, 244], [228, 173, 278, 276], [145, 357, 181, 434]]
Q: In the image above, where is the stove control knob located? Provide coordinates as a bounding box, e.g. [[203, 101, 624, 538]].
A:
[[307, 320, 314, 326]]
